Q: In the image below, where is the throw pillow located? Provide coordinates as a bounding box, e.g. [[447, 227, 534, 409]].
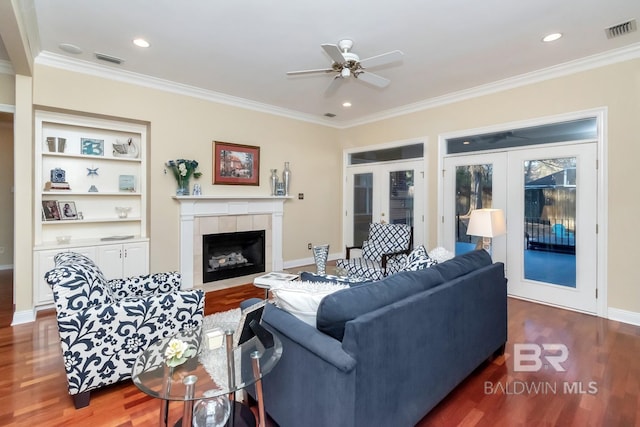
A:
[[428, 246, 455, 264], [271, 281, 348, 327], [401, 245, 437, 271]]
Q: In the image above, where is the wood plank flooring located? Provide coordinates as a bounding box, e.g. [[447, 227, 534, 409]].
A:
[[1, 272, 639, 426]]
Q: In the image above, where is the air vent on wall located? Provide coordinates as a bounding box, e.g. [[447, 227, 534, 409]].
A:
[[95, 52, 124, 65], [605, 19, 637, 39]]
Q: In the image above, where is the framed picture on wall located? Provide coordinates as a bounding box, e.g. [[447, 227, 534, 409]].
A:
[[213, 141, 260, 185]]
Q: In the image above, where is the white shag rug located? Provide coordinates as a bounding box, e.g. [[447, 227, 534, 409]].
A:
[[199, 308, 242, 390]]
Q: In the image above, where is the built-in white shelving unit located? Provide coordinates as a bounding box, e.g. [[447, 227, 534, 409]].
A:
[[33, 111, 149, 306]]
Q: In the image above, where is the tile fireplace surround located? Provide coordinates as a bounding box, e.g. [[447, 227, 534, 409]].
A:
[[175, 195, 288, 290]]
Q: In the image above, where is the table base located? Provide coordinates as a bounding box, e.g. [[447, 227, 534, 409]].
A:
[[173, 401, 256, 427]]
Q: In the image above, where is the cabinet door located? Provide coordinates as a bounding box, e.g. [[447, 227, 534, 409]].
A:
[[122, 242, 148, 278], [34, 246, 98, 306], [97, 244, 125, 280]]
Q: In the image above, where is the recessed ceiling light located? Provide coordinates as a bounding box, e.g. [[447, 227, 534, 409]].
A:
[[542, 33, 562, 42], [133, 38, 150, 48], [342, 102, 352, 108], [59, 43, 83, 54], [463, 141, 471, 145]]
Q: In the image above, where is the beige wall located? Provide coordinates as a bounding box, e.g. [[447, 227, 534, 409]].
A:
[[340, 58, 640, 314], [0, 119, 14, 266], [31, 65, 343, 275], [0, 73, 16, 104]]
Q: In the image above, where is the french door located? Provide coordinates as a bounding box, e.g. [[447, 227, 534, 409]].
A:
[[443, 143, 597, 313], [344, 160, 424, 248]]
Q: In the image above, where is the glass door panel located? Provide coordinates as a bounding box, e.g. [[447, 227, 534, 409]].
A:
[[443, 153, 507, 265], [353, 172, 373, 247], [522, 157, 576, 288], [454, 164, 493, 255], [388, 170, 414, 226], [507, 144, 596, 313]]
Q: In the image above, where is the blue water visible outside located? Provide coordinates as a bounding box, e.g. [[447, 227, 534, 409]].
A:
[[455, 242, 576, 288]]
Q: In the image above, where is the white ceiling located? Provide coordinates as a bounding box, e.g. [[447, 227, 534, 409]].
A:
[[3, 0, 640, 125]]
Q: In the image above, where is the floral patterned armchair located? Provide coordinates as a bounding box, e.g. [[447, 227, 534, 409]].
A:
[[44, 252, 204, 409]]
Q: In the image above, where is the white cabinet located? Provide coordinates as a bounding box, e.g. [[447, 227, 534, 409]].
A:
[[97, 242, 149, 280], [34, 246, 98, 306], [33, 111, 149, 307]]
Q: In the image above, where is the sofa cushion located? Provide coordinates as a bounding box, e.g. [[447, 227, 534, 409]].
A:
[[271, 281, 348, 327], [431, 249, 492, 281], [316, 267, 445, 341]]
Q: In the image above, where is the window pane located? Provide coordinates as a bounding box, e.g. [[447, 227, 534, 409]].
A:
[[349, 143, 423, 164], [353, 173, 373, 246], [447, 118, 597, 154], [455, 164, 493, 255], [389, 170, 414, 226]]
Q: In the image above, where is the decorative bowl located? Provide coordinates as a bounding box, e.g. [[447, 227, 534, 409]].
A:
[[115, 207, 132, 219]]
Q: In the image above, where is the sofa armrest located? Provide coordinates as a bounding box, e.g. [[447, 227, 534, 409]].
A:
[[262, 303, 356, 373], [108, 271, 182, 299]]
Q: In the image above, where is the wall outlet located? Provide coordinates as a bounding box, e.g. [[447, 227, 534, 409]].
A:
[[0, 246, 5, 254], [307, 243, 312, 250]]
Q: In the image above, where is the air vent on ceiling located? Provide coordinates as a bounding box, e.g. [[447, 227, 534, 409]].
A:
[[605, 19, 637, 39], [95, 52, 124, 65], [324, 113, 336, 118]]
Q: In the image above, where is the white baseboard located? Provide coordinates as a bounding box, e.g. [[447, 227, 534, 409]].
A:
[[607, 307, 640, 327], [283, 252, 341, 271], [12, 308, 36, 325], [0, 264, 13, 270]]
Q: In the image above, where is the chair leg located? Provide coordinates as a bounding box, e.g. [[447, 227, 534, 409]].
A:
[[73, 391, 91, 409]]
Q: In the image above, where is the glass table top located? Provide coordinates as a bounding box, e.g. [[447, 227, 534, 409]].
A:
[[132, 325, 282, 402]]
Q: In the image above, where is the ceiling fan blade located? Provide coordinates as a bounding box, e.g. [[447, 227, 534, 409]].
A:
[[356, 71, 390, 88], [286, 68, 335, 76], [321, 44, 346, 64], [359, 50, 404, 69], [325, 75, 343, 96]]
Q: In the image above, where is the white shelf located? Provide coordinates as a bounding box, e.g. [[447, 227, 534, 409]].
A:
[[42, 217, 142, 225], [42, 152, 142, 162], [42, 191, 141, 196]]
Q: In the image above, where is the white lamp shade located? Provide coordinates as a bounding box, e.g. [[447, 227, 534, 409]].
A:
[[466, 209, 506, 238]]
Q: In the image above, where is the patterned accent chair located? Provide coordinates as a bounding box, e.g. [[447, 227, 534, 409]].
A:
[[44, 252, 204, 409], [336, 223, 413, 280]]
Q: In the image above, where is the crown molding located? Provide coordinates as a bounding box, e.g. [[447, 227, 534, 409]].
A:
[[0, 59, 15, 75], [339, 42, 640, 129], [34, 52, 337, 128], [34, 42, 640, 130]]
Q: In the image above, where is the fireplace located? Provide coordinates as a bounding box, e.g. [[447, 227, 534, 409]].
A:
[[203, 230, 266, 283]]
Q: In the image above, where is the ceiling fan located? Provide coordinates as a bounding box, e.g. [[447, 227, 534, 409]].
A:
[[286, 39, 404, 92]]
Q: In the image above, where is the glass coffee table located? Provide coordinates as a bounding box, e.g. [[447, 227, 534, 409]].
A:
[[132, 324, 282, 427]]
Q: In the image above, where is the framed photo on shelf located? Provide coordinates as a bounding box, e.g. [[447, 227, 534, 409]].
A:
[[57, 201, 78, 220], [81, 138, 105, 156], [119, 175, 136, 192], [213, 141, 260, 186], [42, 200, 61, 221]]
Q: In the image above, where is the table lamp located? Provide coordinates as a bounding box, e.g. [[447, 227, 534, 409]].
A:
[[466, 208, 506, 253]]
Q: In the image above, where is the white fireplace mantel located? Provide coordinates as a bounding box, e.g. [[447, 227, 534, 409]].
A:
[[175, 195, 289, 288]]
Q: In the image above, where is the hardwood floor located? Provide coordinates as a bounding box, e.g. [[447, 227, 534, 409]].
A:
[[1, 271, 639, 426]]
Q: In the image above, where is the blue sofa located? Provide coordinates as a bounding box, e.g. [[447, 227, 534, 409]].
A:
[[244, 249, 507, 427]]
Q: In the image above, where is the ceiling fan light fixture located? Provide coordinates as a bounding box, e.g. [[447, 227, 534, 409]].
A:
[[341, 68, 351, 78]]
